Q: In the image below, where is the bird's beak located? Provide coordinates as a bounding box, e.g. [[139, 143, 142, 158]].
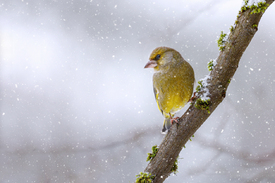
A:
[[144, 60, 157, 68]]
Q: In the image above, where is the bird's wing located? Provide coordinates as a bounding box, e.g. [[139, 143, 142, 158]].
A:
[[153, 87, 163, 115], [153, 87, 157, 100]]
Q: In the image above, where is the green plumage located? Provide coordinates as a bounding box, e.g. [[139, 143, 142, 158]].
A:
[[146, 47, 195, 132]]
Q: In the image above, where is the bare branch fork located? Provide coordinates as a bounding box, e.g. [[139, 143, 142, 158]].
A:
[[144, 1, 274, 182]]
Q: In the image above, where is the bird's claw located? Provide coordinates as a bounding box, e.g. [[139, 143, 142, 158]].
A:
[[188, 92, 198, 103], [170, 117, 179, 125]]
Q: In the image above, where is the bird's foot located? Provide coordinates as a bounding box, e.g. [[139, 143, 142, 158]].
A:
[[170, 117, 179, 125], [188, 92, 198, 103], [169, 113, 179, 125]]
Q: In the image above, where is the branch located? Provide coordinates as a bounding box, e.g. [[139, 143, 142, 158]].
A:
[[143, 1, 274, 182]]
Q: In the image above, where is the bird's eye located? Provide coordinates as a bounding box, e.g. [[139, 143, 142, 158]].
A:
[[155, 54, 161, 60]]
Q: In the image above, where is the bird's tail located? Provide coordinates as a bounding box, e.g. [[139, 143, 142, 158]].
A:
[[162, 117, 172, 133]]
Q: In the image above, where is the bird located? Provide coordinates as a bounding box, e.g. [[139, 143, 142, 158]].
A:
[[144, 47, 195, 133]]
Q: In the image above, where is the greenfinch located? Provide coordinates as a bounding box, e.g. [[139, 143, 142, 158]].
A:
[[144, 47, 195, 132]]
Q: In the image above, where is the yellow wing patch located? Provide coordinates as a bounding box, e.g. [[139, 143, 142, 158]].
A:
[[153, 87, 163, 115]]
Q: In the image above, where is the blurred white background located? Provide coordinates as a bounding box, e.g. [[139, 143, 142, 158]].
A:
[[1, 0, 275, 182]]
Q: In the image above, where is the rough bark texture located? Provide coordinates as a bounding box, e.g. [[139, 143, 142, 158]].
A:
[[144, 1, 274, 182]]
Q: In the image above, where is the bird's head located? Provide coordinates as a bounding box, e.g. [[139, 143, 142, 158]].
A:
[[144, 47, 181, 71]]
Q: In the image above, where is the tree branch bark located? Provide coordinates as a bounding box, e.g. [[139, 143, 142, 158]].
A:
[[144, 1, 274, 182]]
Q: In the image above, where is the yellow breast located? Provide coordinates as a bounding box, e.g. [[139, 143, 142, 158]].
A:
[[153, 60, 194, 118]]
